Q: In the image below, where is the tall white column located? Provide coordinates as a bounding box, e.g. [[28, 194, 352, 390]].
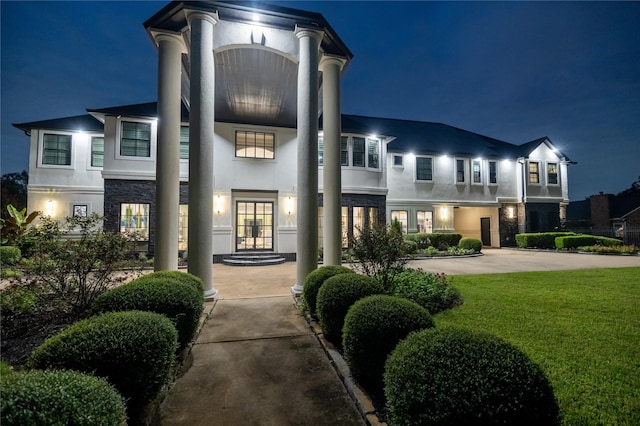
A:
[[186, 10, 218, 299], [320, 55, 346, 266], [154, 31, 184, 272], [292, 26, 323, 294]]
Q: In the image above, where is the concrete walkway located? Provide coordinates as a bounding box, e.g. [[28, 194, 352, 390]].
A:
[[157, 249, 639, 425]]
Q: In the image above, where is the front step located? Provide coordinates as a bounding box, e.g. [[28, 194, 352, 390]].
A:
[[222, 252, 286, 267]]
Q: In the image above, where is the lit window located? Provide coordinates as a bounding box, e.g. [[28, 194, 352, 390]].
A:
[[472, 160, 482, 183], [353, 207, 365, 238], [456, 159, 465, 183], [318, 136, 324, 165], [341, 137, 349, 166], [367, 138, 380, 169], [341, 206, 349, 248], [416, 156, 433, 181], [489, 161, 497, 184], [120, 203, 150, 240], [529, 162, 540, 184], [235, 131, 275, 159], [43, 134, 71, 165], [391, 210, 408, 234], [90, 136, 104, 167], [367, 207, 378, 228], [547, 163, 558, 185], [417, 210, 433, 233], [352, 137, 365, 167], [393, 155, 403, 167], [120, 121, 151, 157], [180, 126, 189, 160]]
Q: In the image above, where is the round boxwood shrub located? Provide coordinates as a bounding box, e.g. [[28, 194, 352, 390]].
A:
[[1, 369, 127, 426], [458, 237, 483, 252], [92, 276, 204, 349], [0, 246, 21, 266], [390, 269, 463, 314], [27, 310, 177, 423], [135, 270, 204, 292], [384, 327, 559, 426], [316, 273, 383, 347], [342, 295, 434, 392], [303, 265, 355, 318]]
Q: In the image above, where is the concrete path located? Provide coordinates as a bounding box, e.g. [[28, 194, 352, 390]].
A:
[[157, 249, 638, 425]]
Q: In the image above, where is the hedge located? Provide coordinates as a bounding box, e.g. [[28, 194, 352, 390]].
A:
[[342, 295, 434, 392], [1, 369, 127, 426], [390, 268, 463, 314], [133, 270, 204, 292], [316, 273, 383, 347], [92, 276, 204, 349], [302, 265, 355, 318], [0, 246, 21, 266], [404, 233, 462, 250], [458, 237, 482, 252], [384, 327, 559, 426], [555, 235, 623, 249], [515, 232, 575, 249], [27, 310, 177, 423]]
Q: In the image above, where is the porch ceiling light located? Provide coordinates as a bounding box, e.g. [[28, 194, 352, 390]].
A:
[[440, 206, 448, 221]]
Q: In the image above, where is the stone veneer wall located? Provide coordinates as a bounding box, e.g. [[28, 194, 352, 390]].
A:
[[499, 204, 519, 247], [104, 179, 189, 255]]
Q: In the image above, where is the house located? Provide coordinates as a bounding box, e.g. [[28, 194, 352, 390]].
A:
[[13, 0, 572, 296]]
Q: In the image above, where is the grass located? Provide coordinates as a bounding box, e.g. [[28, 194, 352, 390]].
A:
[[435, 267, 640, 426]]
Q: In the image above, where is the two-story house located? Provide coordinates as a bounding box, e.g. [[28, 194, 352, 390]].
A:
[[13, 1, 572, 296]]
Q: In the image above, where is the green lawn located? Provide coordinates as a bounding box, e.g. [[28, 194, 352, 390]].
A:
[[435, 267, 640, 426]]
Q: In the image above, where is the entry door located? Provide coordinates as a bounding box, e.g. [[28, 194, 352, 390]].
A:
[[480, 217, 491, 246], [236, 201, 273, 251]]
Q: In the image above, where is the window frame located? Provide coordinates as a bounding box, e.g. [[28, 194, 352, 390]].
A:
[[455, 158, 466, 184], [119, 120, 152, 158], [352, 136, 366, 168], [547, 162, 559, 185], [390, 210, 408, 234], [179, 125, 189, 160], [392, 154, 403, 168], [119, 203, 150, 241], [472, 159, 482, 184], [235, 130, 276, 160], [89, 135, 104, 168], [417, 210, 433, 233], [366, 137, 380, 170], [488, 160, 498, 185], [415, 155, 434, 182], [115, 119, 155, 161], [38, 131, 74, 169], [529, 161, 541, 184]]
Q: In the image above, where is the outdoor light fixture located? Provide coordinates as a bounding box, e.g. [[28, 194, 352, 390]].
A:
[[507, 206, 515, 219], [46, 199, 54, 217], [286, 196, 294, 215], [440, 206, 448, 221], [215, 195, 223, 215]]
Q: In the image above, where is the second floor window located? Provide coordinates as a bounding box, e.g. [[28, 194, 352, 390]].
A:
[[456, 159, 465, 183], [120, 121, 151, 157], [341, 137, 349, 166], [43, 134, 71, 165], [352, 137, 366, 167], [529, 162, 540, 184], [367, 138, 379, 169], [180, 126, 189, 160], [91, 136, 104, 167], [547, 163, 558, 184], [472, 160, 482, 183], [489, 161, 497, 184], [416, 156, 433, 181], [236, 130, 275, 159]]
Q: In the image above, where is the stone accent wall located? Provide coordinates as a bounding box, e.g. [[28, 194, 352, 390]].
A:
[[499, 204, 519, 247], [104, 179, 189, 255]]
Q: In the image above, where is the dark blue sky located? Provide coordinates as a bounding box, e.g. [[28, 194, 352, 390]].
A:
[[2, 1, 639, 200]]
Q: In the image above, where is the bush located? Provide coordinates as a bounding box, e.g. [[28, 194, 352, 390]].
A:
[[342, 295, 434, 392], [0, 282, 38, 316], [134, 270, 204, 292], [0, 361, 14, 380], [384, 327, 559, 426], [404, 233, 462, 250], [92, 276, 203, 349], [390, 269, 463, 314], [302, 265, 355, 318], [316, 273, 383, 347], [27, 310, 177, 422], [0, 246, 21, 266], [1, 369, 127, 426], [515, 232, 575, 249], [577, 244, 638, 255], [555, 235, 623, 249], [458, 237, 482, 252]]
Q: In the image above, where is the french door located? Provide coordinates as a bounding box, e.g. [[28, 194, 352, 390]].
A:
[[236, 201, 273, 251]]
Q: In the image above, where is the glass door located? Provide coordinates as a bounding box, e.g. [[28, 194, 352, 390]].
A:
[[236, 201, 273, 251]]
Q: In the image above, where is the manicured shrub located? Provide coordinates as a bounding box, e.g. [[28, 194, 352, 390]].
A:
[[0, 246, 21, 266], [1, 369, 127, 426], [92, 276, 203, 349], [390, 269, 463, 314], [342, 295, 434, 392], [384, 327, 559, 426], [27, 310, 177, 422], [515, 232, 575, 249], [316, 273, 383, 347], [135, 270, 204, 292], [555, 235, 623, 249], [405, 233, 462, 250], [302, 265, 355, 318], [458, 237, 483, 252]]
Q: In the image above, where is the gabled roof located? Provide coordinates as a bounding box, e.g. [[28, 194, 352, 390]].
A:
[[518, 136, 572, 163], [13, 114, 103, 134]]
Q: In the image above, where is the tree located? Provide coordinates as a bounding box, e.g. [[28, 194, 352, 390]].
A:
[[617, 176, 640, 196], [1, 171, 28, 221]]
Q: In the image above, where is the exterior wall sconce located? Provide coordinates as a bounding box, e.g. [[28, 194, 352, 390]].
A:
[[440, 206, 448, 221], [45, 199, 54, 217], [285, 196, 294, 215], [507, 206, 516, 219], [215, 195, 223, 215]]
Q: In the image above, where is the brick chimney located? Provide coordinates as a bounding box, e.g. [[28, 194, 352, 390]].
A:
[[590, 193, 612, 231]]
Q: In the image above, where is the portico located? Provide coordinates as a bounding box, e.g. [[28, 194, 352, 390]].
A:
[[145, 1, 352, 297]]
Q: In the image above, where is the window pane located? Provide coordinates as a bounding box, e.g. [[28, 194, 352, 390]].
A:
[[489, 161, 497, 184], [353, 137, 365, 167], [393, 155, 403, 167], [367, 139, 379, 169], [456, 159, 465, 182], [341, 206, 349, 248], [547, 163, 558, 184], [353, 207, 365, 238], [180, 126, 189, 160], [120, 122, 150, 157], [318, 207, 323, 249], [367, 207, 378, 228], [340, 136, 349, 166], [43, 134, 71, 165], [417, 210, 433, 233], [91, 136, 104, 167], [472, 160, 481, 183], [416, 157, 433, 181], [529, 162, 540, 183], [120, 203, 150, 240], [391, 210, 408, 234], [318, 136, 324, 166], [235, 131, 275, 159]]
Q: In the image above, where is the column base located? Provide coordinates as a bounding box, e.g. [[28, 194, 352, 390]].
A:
[[204, 288, 219, 301], [290, 284, 304, 296]]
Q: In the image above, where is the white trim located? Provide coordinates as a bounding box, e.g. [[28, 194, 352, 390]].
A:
[[414, 155, 434, 182], [455, 157, 467, 185], [115, 118, 156, 161], [87, 134, 105, 171], [28, 184, 104, 193], [546, 161, 560, 186], [471, 159, 482, 185], [37, 130, 75, 169]]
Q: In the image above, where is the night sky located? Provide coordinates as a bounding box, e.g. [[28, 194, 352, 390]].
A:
[[2, 1, 639, 201]]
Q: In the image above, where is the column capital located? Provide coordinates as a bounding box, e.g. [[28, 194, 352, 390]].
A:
[[184, 9, 219, 27], [319, 54, 347, 71], [294, 25, 324, 43], [150, 29, 187, 53]]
